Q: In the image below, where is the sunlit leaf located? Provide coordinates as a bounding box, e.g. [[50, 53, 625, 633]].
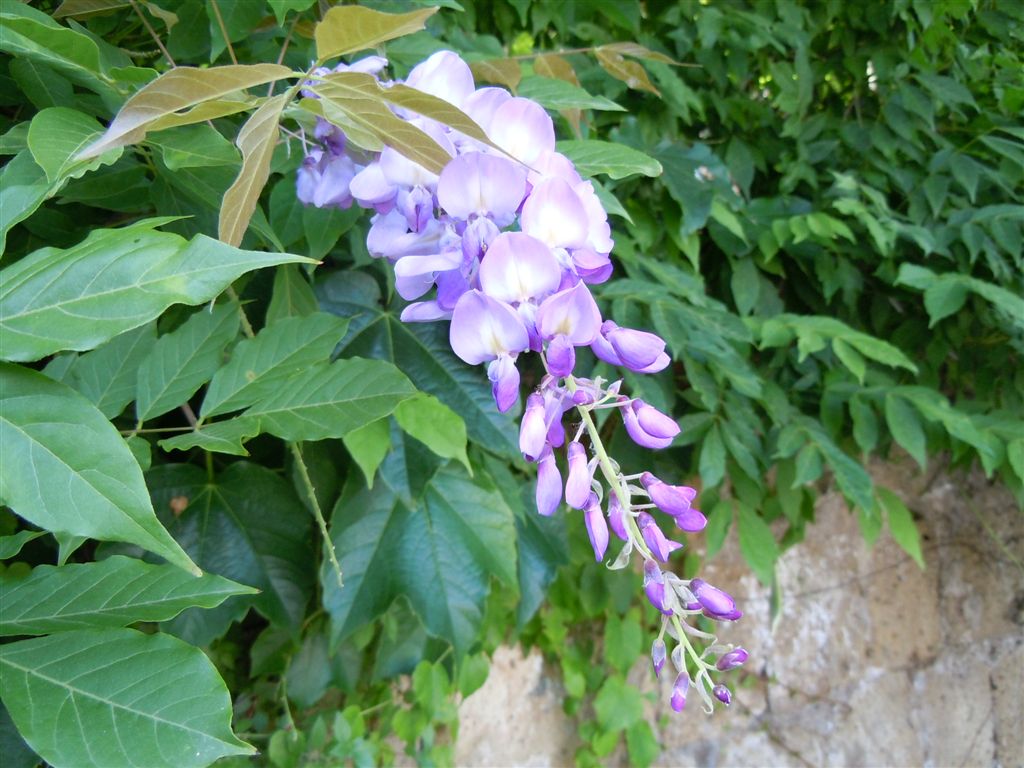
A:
[[0, 219, 313, 362], [595, 47, 660, 95], [158, 416, 261, 456], [556, 139, 662, 179], [266, 264, 318, 324], [0, 365, 198, 575], [0, 629, 254, 767], [468, 57, 521, 90], [78, 64, 293, 159], [220, 93, 288, 247], [0, 556, 256, 636], [518, 77, 625, 111], [314, 5, 437, 62], [146, 124, 239, 170], [599, 41, 678, 65], [394, 393, 471, 473], [66, 322, 156, 419], [341, 418, 390, 488]]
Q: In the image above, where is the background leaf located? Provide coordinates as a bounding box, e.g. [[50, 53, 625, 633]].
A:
[[314, 5, 437, 61]]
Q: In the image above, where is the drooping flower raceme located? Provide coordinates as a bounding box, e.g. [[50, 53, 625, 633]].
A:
[[297, 49, 745, 716]]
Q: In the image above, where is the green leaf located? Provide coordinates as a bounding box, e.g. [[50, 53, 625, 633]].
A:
[[241, 358, 416, 442], [849, 395, 879, 453], [595, 47, 659, 95], [201, 312, 349, 418], [9, 57, 74, 110], [135, 303, 239, 422], [220, 93, 288, 247], [878, 488, 924, 569], [0, 150, 54, 254], [266, 264, 318, 325], [626, 720, 660, 768], [0, 219, 313, 362], [341, 418, 391, 488], [832, 337, 866, 383], [319, 272, 521, 458], [517, 77, 626, 112], [1006, 439, 1024, 484], [0, 628, 254, 767], [603, 611, 643, 675], [27, 107, 121, 184], [555, 139, 661, 180], [324, 454, 516, 657], [923, 277, 969, 326], [269, 0, 316, 24], [148, 463, 316, 632], [0, 531, 45, 560], [593, 676, 644, 732], [65, 323, 157, 419], [78, 64, 293, 159], [0, 556, 256, 636], [699, 423, 726, 488], [885, 393, 927, 468], [738, 503, 779, 587], [729, 256, 759, 316], [815, 431, 874, 513], [158, 416, 261, 456], [394, 394, 471, 473], [0, 365, 198, 575], [147, 124, 239, 170], [314, 5, 437, 61]]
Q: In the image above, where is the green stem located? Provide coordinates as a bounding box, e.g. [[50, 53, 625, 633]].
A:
[[291, 442, 344, 588]]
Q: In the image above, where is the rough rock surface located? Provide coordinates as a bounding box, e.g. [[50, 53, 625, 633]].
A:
[[457, 463, 1023, 767]]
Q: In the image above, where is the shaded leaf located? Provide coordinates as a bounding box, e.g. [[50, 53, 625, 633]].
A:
[[0, 629, 254, 767], [0, 150, 56, 256], [595, 47, 659, 95], [342, 418, 391, 488], [0, 556, 256, 635], [147, 124, 239, 170], [738, 503, 779, 586], [158, 416, 261, 456], [885, 393, 927, 468], [0, 531, 45, 560], [27, 107, 121, 184], [0, 365, 198, 574], [66, 323, 157, 419], [266, 264, 318, 324], [517, 76, 625, 112]]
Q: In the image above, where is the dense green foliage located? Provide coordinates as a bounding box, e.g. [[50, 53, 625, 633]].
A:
[[0, 0, 1021, 765]]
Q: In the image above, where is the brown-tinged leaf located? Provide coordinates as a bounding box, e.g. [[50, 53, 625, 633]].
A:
[[469, 58, 521, 91], [534, 54, 579, 85], [300, 97, 384, 153], [314, 78, 452, 175], [54, 0, 127, 18], [534, 54, 581, 136], [325, 72, 501, 152], [314, 5, 437, 62], [77, 64, 293, 160], [219, 93, 288, 247], [147, 98, 255, 132], [595, 48, 660, 95], [599, 42, 678, 65]]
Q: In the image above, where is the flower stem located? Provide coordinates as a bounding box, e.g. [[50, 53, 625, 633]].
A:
[[291, 442, 344, 588]]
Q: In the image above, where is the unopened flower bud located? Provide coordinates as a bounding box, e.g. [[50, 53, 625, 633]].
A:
[[691, 579, 742, 621], [535, 447, 562, 517], [583, 492, 608, 562], [621, 399, 675, 450], [716, 648, 749, 671], [640, 472, 707, 532], [651, 638, 667, 678], [670, 672, 690, 712], [519, 394, 547, 461], [607, 491, 629, 541], [713, 684, 732, 706], [637, 512, 683, 563], [564, 441, 592, 509], [643, 559, 671, 616]]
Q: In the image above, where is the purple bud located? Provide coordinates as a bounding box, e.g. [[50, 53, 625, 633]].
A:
[[621, 399, 674, 450], [651, 639, 667, 678], [487, 355, 521, 413], [690, 579, 742, 621], [713, 684, 732, 706], [640, 472, 707, 532], [637, 512, 684, 563], [520, 394, 547, 462], [564, 441, 592, 509], [607, 492, 629, 542], [606, 325, 668, 372], [716, 648, 749, 671], [670, 672, 690, 712], [546, 334, 575, 377], [535, 447, 562, 517], [634, 401, 681, 440], [643, 559, 672, 616], [583, 493, 609, 562]]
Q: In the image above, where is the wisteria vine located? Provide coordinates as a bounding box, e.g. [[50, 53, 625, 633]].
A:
[[297, 50, 747, 714]]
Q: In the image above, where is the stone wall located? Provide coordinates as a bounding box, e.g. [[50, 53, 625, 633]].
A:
[[457, 463, 1023, 767]]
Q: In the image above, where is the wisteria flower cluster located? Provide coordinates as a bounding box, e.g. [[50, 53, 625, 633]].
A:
[[298, 50, 747, 714]]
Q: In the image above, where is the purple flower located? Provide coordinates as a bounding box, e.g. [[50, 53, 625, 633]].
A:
[[564, 441, 592, 509], [519, 393, 547, 461], [591, 321, 670, 373], [520, 177, 590, 250], [537, 282, 602, 378], [607, 491, 629, 541], [583, 492, 609, 562], [651, 638, 667, 678], [716, 648, 749, 671], [640, 473, 707, 532], [713, 684, 732, 706], [437, 152, 527, 227], [478, 232, 561, 306], [535, 446, 562, 517], [670, 672, 690, 712], [621, 399, 680, 450], [637, 512, 683, 563], [487, 96, 555, 165], [449, 290, 529, 412], [404, 50, 475, 108], [691, 579, 742, 621], [643, 559, 672, 616]]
